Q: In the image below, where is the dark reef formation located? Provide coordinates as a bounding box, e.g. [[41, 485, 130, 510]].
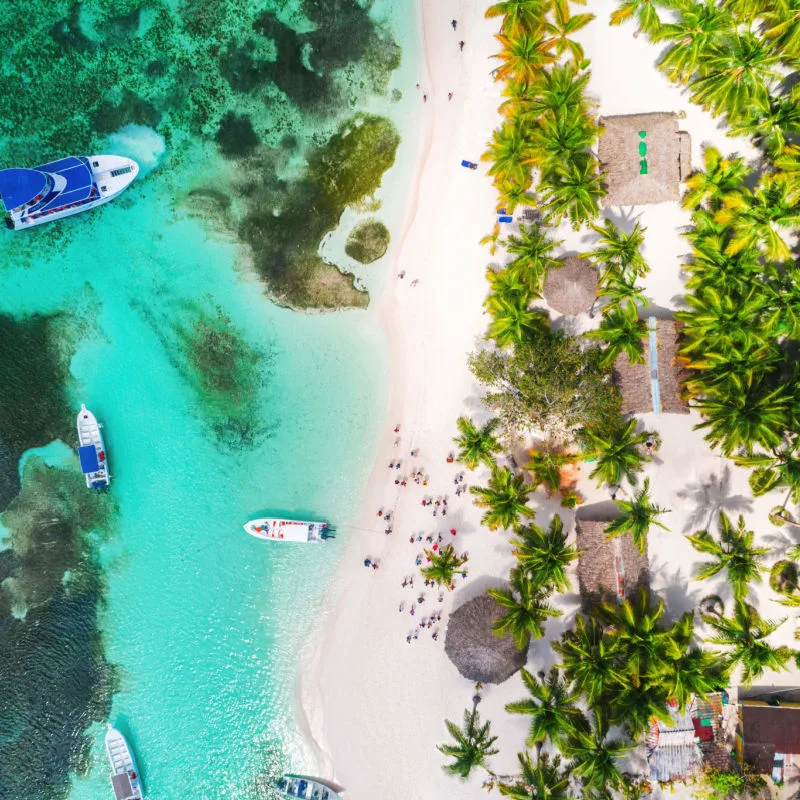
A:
[[345, 218, 391, 264]]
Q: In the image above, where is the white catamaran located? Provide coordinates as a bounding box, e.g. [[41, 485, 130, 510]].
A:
[[77, 404, 110, 489], [278, 774, 344, 800], [0, 155, 138, 230], [105, 726, 143, 800], [243, 518, 331, 543]]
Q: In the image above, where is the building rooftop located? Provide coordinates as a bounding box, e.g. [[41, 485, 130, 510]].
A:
[[740, 702, 800, 773]]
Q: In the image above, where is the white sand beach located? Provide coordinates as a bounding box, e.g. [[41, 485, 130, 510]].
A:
[[299, 1, 800, 798]]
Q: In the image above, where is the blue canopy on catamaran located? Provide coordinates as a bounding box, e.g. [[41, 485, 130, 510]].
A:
[[0, 168, 47, 209]]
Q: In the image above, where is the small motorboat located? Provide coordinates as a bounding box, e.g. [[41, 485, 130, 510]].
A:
[[105, 726, 143, 800], [77, 404, 110, 489], [277, 774, 345, 800]]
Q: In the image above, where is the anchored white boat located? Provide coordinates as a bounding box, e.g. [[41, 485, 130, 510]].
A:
[[77, 404, 110, 489], [244, 518, 331, 543], [105, 726, 143, 800], [278, 774, 344, 800], [0, 154, 138, 230]]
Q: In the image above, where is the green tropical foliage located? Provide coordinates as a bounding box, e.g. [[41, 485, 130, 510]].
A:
[[438, 707, 499, 778], [686, 512, 768, 600], [510, 514, 579, 592], [486, 293, 550, 348], [488, 568, 562, 649], [585, 301, 647, 367], [583, 418, 648, 488], [560, 709, 630, 793], [582, 219, 649, 277], [471, 466, 535, 530], [506, 667, 587, 747], [499, 751, 575, 800], [702, 599, 792, 684], [454, 416, 503, 470], [421, 544, 468, 590], [503, 222, 563, 295], [525, 446, 576, 495], [605, 478, 670, 554]]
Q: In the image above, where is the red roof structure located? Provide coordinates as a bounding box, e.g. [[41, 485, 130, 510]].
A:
[[739, 702, 800, 773]]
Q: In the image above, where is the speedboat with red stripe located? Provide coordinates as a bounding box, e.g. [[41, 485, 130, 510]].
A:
[[244, 518, 331, 543], [0, 154, 138, 230]]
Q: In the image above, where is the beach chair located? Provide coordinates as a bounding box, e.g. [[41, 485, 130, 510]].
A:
[[498, 215, 513, 223]]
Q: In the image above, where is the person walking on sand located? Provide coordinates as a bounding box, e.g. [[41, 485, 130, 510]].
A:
[[459, 40, 464, 51], [451, 19, 457, 29], [448, 92, 453, 101], [423, 93, 428, 103]]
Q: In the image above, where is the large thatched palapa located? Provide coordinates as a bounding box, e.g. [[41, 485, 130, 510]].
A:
[[576, 518, 649, 607], [599, 112, 691, 206], [444, 593, 527, 684], [543, 256, 598, 316], [613, 318, 689, 415]]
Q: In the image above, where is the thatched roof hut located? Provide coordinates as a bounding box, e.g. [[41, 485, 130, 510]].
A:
[[543, 256, 598, 316], [444, 594, 527, 684], [599, 113, 691, 207], [613, 318, 689, 415], [575, 519, 649, 608]]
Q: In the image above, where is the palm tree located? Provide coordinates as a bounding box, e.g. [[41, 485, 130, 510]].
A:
[[486, 293, 549, 348], [703, 599, 792, 685], [510, 515, 579, 592], [486, 0, 550, 35], [581, 219, 648, 277], [759, 0, 800, 66], [686, 512, 768, 600], [506, 667, 587, 748], [719, 173, 800, 262], [583, 418, 649, 488], [438, 707, 499, 778], [486, 266, 531, 305], [652, 0, 735, 84], [609, 0, 668, 34], [734, 437, 800, 512], [525, 446, 576, 495], [480, 224, 502, 256], [541, 158, 605, 230], [422, 544, 468, 590], [454, 416, 503, 470], [552, 614, 624, 706], [542, 0, 595, 62], [690, 33, 782, 122], [499, 751, 575, 800], [596, 267, 649, 314], [560, 708, 630, 793], [585, 301, 647, 367], [659, 645, 724, 712], [681, 146, 749, 211], [471, 466, 535, 530], [605, 478, 670, 554], [530, 111, 598, 180], [597, 587, 680, 686], [504, 222, 563, 295], [729, 85, 800, 157], [523, 62, 593, 121], [488, 568, 562, 649], [483, 121, 535, 193], [693, 380, 791, 456], [493, 30, 558, 84]]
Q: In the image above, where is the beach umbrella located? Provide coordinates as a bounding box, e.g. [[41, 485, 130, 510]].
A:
[[444, 594, 527, 684], [543, 256, 598, 316]]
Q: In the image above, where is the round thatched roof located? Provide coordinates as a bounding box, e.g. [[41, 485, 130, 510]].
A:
[[543, 256, 597, 316], [444, 594, 527, 684]]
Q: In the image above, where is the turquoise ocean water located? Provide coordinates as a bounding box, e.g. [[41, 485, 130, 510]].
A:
[[0, 1, 420, 798]]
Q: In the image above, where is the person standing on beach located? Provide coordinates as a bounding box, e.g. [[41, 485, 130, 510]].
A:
[[451, 19, 457, 30]]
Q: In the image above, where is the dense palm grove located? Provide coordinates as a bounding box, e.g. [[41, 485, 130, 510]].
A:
[[435, 0, 800, 795]]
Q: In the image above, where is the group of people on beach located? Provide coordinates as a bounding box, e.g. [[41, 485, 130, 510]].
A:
[[415, 20, 464, 105]]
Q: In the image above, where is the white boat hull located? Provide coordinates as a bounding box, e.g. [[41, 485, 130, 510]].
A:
[[105, 726, 143, 800], [244, 518, 329, 543], [77, 403, 110, 489]]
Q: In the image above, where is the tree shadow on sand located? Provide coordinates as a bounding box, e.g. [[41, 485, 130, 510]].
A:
[[675, 465, 753, 533]]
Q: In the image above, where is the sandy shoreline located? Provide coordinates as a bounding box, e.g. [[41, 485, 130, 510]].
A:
[[298, 0, 800, 798]]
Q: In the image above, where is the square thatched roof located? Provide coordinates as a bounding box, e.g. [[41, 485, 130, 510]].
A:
[[575, 519, 649, 608], [612, 318, 689, 415], [599, 113, 691, 206]]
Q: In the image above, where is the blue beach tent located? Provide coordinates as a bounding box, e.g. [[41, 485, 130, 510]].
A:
[[78, 445, 99, 475]]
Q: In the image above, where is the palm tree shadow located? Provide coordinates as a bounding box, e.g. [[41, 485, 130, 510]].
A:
[[675, 465, 753, 533], [648, 557, 703, 622]]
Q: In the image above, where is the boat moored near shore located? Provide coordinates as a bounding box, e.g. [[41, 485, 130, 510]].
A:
[[278, 774, 344, 800], [243, 518, 331, 543]]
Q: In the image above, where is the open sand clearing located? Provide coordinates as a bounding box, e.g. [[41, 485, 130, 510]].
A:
[[299, 1, 799, 798]]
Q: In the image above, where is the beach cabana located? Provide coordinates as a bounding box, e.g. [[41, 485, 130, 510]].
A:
[[575, 518, 649, 607], [613, 318, 689, 415], [444, 594, 527, 684], [543, 256, 598, 316], [599, 113, 691, 207]]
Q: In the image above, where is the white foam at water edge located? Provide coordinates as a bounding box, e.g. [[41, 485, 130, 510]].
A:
[[105, 124, 166, 174]]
